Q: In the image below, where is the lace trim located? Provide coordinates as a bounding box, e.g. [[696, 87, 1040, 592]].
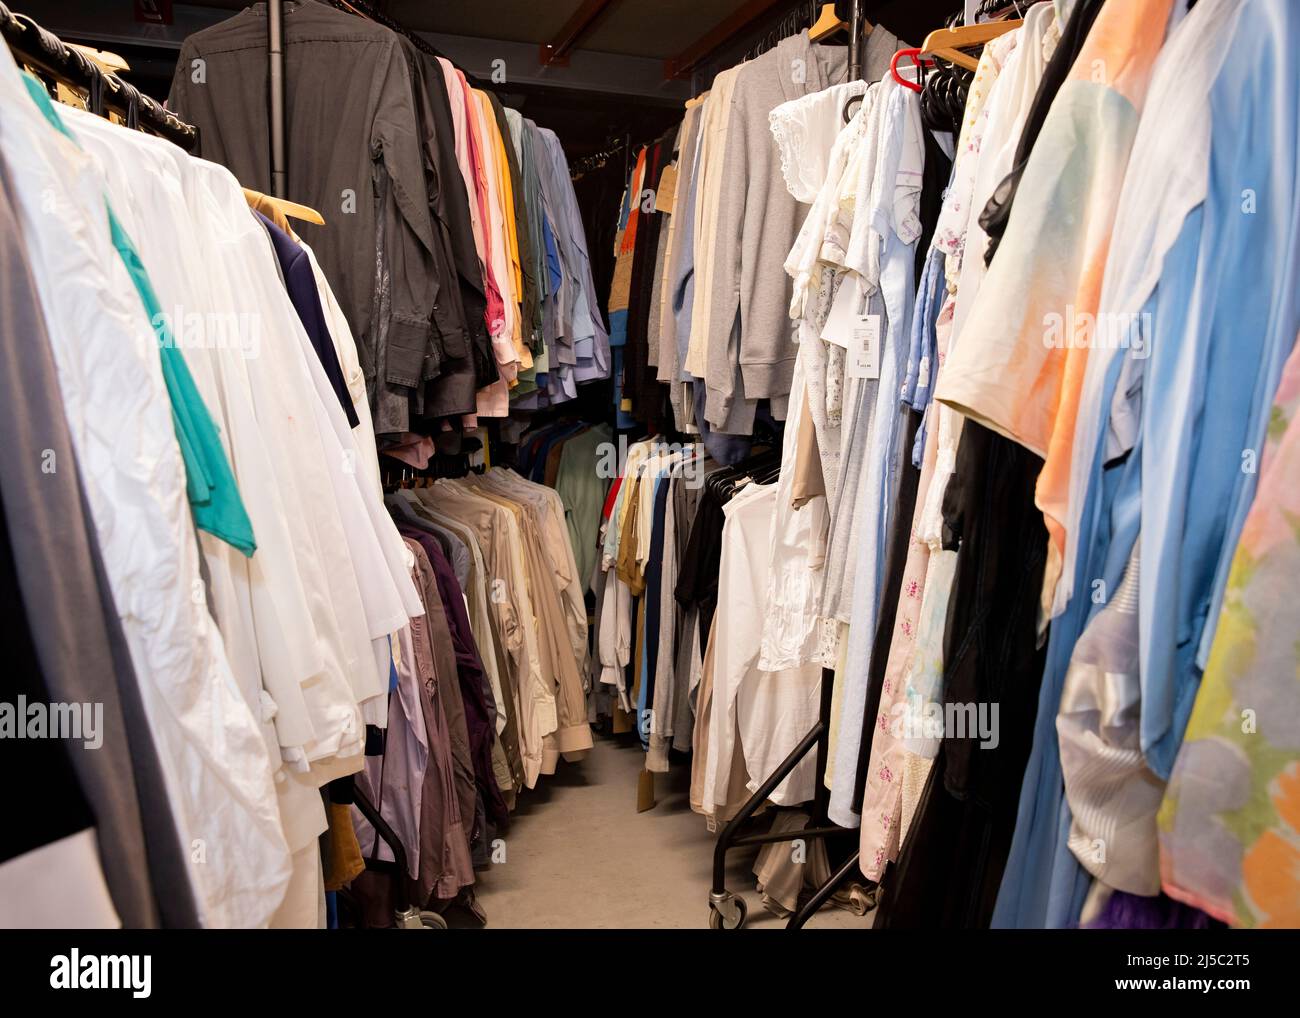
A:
[[813, 616, 841, 669], [769, 105, 816, 204]]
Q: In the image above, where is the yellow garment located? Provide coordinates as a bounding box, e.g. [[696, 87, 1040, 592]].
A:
[[321, 802, 365, 891], [685, 67, 742, 378], [496, 127, 522, 301], [473, 90, 527, 365], [468, 90, 530, 372]]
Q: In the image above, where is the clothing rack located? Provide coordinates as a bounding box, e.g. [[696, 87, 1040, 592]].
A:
[[349, 783, 448, 928], [741, 0, 868, 70], [326, 0, 483, 89], [743, 1, 822, 62], [268, 0, 286, 197], [706, 0, 870, 932], [0, 1, 198, 151], [847, 0, 865, 80], [976, 0, 1026, 20], [569, 134, 632, 178]]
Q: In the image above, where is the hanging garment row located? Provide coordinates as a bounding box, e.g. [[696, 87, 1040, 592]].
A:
[[168, 0, 610, 441], [353, 468, 595, 926], [602, 18, 904, 450], [566, 0, 1300, 930], [0, 3, 596, 929]]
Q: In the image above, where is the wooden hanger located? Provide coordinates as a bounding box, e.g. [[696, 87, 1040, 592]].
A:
[[809, 4, 847, 42], [242, 186, 326, 226], [67, 42, 128, 75], [269, 196, 325, 225], [921, 19, 1021, 72]]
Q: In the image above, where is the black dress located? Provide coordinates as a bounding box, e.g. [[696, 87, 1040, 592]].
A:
[[875, 422, 1048, 928]]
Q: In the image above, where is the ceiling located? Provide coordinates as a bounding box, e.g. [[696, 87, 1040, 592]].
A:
[[21, 0, 953, 157], [186, 0, 766, 60]]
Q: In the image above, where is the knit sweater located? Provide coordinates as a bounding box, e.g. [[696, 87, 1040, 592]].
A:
[[703, 31, 848, 433]]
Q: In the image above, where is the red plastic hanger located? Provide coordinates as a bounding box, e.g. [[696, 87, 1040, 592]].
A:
[[890, 48, 932, 93]]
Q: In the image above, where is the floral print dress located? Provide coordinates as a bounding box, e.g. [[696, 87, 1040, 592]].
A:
[[1156, 334, 1300, 928]]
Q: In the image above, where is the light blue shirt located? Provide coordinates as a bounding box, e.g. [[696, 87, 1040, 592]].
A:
[[904, 246, 946, 467], [828, 83, 922, 828]]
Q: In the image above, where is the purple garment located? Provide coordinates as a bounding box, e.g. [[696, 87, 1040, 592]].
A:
[[403, 539, 476, 900], [1085, 891, 1224, 930], [533, 123, 609, 384], [398, 524, 508, 828], [353, 623, 427, 882]]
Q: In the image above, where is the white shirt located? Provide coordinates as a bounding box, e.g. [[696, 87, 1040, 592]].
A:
[[760, 349, 829, 671], [300, 239, 386, 499], [60, 108, 323, 766], [0, 47, 291, 927], [188, 159, 416, 747], [704, 482, 822, 813], [769, 80, 870, 205]]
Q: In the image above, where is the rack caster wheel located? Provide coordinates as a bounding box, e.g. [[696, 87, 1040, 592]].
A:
[[395, 906, 448, 929], [708, 892, 747, 929]]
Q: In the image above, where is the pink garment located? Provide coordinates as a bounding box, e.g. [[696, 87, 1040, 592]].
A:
[[857, 412, 938, 880], [464, 86, 520, 422], [465, 87, 512, 357], [382, 433, 436, 470], [439, 62, 509, 367], [857, 294, 955, 881], [476, 379, 510, 418], [438, 61, 515, 418], [472, 91, 523, 355], [436, 59, 486, 274]]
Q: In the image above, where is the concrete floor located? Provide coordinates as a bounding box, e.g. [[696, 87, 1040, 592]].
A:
[[472, 732, 875, 929]]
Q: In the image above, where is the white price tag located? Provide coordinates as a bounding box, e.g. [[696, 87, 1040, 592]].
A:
[[819, 285, 858, 349], [848, 315, 881, 380]]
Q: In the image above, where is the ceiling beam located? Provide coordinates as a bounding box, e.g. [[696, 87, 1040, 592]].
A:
[[539, 0, 617, 68], [663, 0, 787, 79]]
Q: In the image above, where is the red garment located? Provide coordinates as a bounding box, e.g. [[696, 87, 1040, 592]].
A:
[[602, 474, 624, 521]]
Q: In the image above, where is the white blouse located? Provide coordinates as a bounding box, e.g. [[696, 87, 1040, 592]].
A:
[[0, 47, 291, 928]]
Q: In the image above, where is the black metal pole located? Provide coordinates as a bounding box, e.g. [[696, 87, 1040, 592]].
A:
[[711, 714, 827, 895], [810, 666, 836, 823], [847, 0, 863, 80], [787, 849, 863, 928], [268, 0, 286, 197], [350, 785, 412, 914]]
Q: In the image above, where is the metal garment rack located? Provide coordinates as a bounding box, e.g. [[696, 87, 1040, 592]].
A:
[[0, 1, 197, 150], [707, 0, 870, 931], [267, 0, 286, 197]]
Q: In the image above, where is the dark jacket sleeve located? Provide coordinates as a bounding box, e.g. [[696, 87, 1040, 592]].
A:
[[400, 41, 477, 419], [401, 40, 469, 363], [370, 41, 456, 390]]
